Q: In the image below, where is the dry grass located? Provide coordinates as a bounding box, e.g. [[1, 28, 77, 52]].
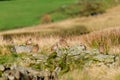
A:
[[59, 65, 120, 80], [41, 14, 52, 24], [82, 27, 120, 54], [0, 27, 119, 54]]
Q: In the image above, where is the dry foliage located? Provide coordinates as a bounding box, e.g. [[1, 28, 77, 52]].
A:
[[41, 14, 52, 24]]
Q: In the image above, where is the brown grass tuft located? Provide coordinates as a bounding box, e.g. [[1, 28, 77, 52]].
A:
[[82, 27, 120, 54], [41, 14, 52, 24]]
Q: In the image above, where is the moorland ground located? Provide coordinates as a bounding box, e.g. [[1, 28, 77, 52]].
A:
[[0, 0, 120, 80]]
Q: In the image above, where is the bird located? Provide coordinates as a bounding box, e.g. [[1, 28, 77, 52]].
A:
[[58, 38, 68, 47], [98, 42, 105, 54], [25, 38, 32, 45], [32, 44, 39, 53], [51, 43, 59, 52], [51, 38, 68, 52], [80, 43, 87, 51]]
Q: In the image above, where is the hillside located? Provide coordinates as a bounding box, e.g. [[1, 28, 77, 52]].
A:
[[0, 0, 119, 31], [0, 0, 77, 30], [0, 5, 120, 35]]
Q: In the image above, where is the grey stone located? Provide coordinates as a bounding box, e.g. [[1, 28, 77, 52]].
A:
[[56, 45, 87, 57], [0, 65, 5, 71], [3, 70, 15, 80], [13, 45, 33, 53], [93, 54, 115, 63]]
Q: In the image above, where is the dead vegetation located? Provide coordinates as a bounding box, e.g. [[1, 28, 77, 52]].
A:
[[41, 14, 53, 24], [0, 27, 119, 55], [0, 4, 120, 80], [82, 27, 120, 54]]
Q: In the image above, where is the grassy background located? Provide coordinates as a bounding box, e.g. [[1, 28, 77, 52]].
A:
[[0, 0, 77, 30], [50, 0, 120, 20], [0, 0, 119, 31]]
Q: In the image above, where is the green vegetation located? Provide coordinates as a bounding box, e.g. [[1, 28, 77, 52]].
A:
[[0, 0, 120, 31], [0, 0, 77, 30], [0, 53, 18, 64], [49, 0, 120, 21], [0, 0, 10, 1]]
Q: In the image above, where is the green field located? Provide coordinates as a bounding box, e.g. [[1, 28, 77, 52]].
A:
[[0, 0, 119, 31], [0, 0, 77, 30]]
